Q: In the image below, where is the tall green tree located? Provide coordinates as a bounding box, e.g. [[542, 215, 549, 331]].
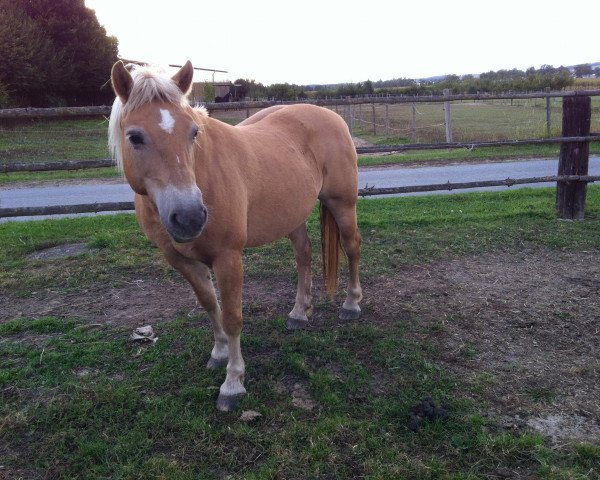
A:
[[0, 0, 118, 106], [0, 1, 64, 106]]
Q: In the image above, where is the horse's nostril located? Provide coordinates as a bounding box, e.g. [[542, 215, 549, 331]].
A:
[[168, 206, 206, 235], [170, 212, 180, 227]]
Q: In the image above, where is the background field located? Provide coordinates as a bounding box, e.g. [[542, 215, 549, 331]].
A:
[[1, 188, 599, 478], [1, 97, 599, 167]]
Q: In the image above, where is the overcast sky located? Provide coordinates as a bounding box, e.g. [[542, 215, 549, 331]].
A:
[[85, 0, 600, 86]]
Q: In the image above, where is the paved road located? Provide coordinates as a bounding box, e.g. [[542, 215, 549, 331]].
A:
[[359, 156, 600, 196], [2, 157, 599, 222]]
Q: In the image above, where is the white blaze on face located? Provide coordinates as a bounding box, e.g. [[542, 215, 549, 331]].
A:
[[159, 108, 175, 134]]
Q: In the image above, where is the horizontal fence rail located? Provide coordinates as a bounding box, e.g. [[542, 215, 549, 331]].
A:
[[0, 159, 114, 173], [2, 175, 600, 219], [0, 202, 135, 218], [358, 175, 600, 197], [356, 136, 600, 155]]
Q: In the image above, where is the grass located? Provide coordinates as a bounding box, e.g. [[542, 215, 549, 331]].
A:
[[350, 97, 600, 143], [1, 188, 600, 478], [3, 186, 600, 292], [0, 118, 110, 163], [357, 143, 578, 168]]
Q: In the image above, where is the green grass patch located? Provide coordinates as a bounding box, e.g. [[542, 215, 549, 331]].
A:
[[0, 167, 120, 185], [0, 316, 596, 478], [0, 118, 110, 163], [0, 213, 158, 294], [3, 187, 600, 294]]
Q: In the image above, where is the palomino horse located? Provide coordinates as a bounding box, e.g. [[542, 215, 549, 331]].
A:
[[109, 61, 362, 411]]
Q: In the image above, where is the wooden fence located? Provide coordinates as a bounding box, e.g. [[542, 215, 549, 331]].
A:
[[1, 91, 599, 220]]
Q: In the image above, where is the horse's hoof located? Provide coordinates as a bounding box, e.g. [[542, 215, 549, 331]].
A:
[[206, 356, 228, 370], [216, 393, 245, 412], [339, 308, 361, 321], [286, 316, 308, 330]]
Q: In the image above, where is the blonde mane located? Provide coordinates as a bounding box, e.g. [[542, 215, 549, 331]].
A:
[[108, 64, 207, 170]]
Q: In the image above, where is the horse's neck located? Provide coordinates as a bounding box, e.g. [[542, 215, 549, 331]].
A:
[[198, 117, 243, 172]]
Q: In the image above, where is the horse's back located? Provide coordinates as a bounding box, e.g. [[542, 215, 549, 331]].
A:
[[239, 104, 356, 170], [237, 105, 287, 126], [226, 104, 357, 246]]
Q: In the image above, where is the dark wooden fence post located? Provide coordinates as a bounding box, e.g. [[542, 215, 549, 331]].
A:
[[556, 95, 591, 220]]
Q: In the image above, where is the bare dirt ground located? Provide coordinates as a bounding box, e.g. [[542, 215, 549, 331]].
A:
[[1, 245, 599, 444], [368, 248, 600, 444]]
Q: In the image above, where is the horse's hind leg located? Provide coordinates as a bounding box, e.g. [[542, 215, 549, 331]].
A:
[[325, 199, 363, 320], [287, 222, 313, 329]]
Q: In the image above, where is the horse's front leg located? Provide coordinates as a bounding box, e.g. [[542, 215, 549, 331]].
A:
[[135, 197, 229, 369], [212, 251, 246, 411], [179, 262, 228, 369]]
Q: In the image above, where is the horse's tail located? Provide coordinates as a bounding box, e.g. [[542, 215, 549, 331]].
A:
[[320, 202, 342, 300]]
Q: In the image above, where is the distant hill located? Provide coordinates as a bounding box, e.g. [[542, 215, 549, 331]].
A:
[[419, 62, 600, 83]]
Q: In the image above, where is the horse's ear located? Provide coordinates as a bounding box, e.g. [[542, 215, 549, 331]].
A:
[[111, 61, 133, 103], [172, 60, 194, 95]]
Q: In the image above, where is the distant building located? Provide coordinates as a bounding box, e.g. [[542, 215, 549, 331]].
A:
[[190, 82, 234, 103]]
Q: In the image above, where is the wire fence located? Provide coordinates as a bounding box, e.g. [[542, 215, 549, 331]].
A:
[[2, 92, 600, 164], [0, 90, 598, 222], [326, 97, 600, 144], [2, 91, 598, 164]]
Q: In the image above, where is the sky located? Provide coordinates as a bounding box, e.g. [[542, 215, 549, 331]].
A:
[[85, 0, 600, 86]]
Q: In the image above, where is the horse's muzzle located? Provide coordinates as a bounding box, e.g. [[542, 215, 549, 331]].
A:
[[155, 186, 208, 243], [167, 203, 208, 243]]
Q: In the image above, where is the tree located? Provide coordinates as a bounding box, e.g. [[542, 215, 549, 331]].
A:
[[265, 83, 306, 101], [0, 0, 118, 106], [0, 1, 65, 106], [203, 83, 215, 102], [573, 64, 593, 78], [0, 82, 11, 108], [362, 80, 374, 95], [231, 79, 267, 100]]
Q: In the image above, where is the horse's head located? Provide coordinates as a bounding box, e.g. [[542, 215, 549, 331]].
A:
[[109, 61, 208, 243]]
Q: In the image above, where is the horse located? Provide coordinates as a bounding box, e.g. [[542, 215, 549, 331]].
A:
[[214, 91, 232, 103], [108, 60, 363, 411]]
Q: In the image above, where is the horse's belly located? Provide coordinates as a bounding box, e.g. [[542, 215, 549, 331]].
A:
[[244, 194, 317, 248]]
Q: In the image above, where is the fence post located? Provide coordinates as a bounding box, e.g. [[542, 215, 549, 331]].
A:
[[545, 87, 551, 136], [556, 95, 591, 220], [372, 102, 376, 135], [411, 103, 417, 142], [385, 104, 389, 136], [345, 103, 353, 136], [443, 89, 453, 143]]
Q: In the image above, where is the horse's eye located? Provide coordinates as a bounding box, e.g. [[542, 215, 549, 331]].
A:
[[191, 125, 199, 139], [128, 133, 144, 147]]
